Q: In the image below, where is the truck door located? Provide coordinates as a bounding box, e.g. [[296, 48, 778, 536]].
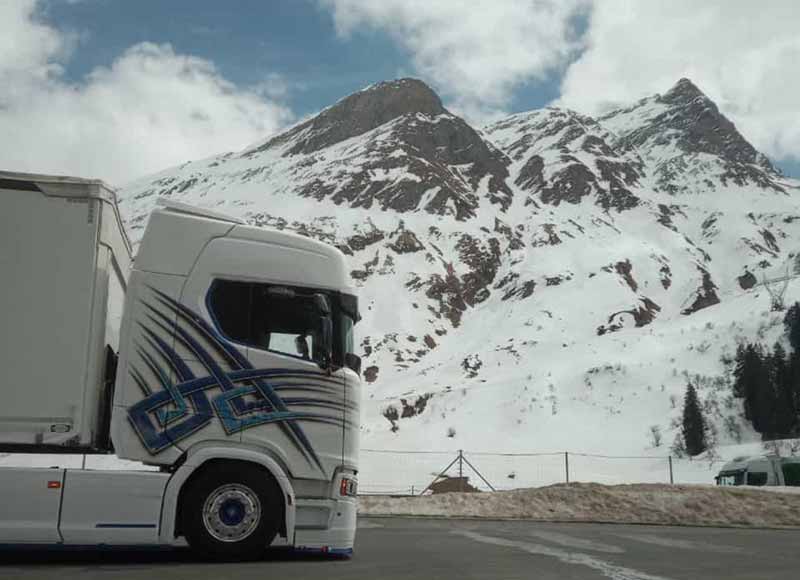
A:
[[204, 280, 349, 481], [0, 468, 64, 543]]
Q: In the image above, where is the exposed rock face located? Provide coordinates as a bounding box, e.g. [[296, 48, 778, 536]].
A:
[[247, 78, 512, 221], [255, 79, 448, 156], [484, 108, 643, 211], [738, 271, 757, 290], [601, 78, 784, 194], [388, 224, 424, 254], [682, 268, 721, 315], [597, 298, 662, 335]]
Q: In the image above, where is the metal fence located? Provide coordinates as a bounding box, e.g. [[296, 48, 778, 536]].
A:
[[358, 449, 729, 495]]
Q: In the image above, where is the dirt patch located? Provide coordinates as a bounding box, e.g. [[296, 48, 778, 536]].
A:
[[359, 483, 800, 528]]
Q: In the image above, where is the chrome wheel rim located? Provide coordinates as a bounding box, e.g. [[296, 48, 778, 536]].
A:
[[202, 483, 261, 543]]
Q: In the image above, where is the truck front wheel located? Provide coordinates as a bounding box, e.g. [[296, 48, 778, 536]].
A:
[[182, 464, 282, 560]]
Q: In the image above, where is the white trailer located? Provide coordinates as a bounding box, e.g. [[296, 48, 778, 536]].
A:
[[0, 171, 361, 559]]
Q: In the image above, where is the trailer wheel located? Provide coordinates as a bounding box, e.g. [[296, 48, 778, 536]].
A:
[[182, 464, 281, 560]]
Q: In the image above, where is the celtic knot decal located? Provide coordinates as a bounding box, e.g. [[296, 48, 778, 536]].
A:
[[127, 287, 349, 471]]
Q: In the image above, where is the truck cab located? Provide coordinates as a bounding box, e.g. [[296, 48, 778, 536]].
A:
[[0, 171, 361, 559]]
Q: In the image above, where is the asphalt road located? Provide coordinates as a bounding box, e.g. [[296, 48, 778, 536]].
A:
[[0, 517, 798, 580]]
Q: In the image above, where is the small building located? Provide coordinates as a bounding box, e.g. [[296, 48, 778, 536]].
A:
[[429, 476, 479, 494]]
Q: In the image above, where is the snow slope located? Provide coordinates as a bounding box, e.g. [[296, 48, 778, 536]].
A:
[[114, 77, 800, 490]]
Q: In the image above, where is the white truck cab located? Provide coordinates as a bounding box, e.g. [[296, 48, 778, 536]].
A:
[[0, 171, 361, 559], [715, 455, 800, 487]]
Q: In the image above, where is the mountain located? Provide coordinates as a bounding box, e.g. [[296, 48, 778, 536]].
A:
[[599, 78, 784, 195], [119, 78, 800, 489]]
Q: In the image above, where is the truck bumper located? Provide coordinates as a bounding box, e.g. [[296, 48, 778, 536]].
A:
[[292, 496, 357, 553]]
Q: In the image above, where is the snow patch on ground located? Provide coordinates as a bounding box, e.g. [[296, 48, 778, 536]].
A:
[[359, 483, 800, 528]]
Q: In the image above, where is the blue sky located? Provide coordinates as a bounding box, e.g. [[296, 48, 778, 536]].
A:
[[45, 0, 408, 117], [44, 0, 563, 119], [5, 0, 797, 182]]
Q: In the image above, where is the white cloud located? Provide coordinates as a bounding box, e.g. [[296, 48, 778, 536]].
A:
[[0, 1, 292, 185], [320, 0, 588, 118], [558, 0, 800, 163]]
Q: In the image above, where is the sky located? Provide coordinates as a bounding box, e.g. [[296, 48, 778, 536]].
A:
[[1, 0, 798, 184]]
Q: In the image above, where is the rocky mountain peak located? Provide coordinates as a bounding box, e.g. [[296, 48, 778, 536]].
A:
[[601, 77, 782, 193], [662, 77, 707, 104], [250, 78, 447, 157]]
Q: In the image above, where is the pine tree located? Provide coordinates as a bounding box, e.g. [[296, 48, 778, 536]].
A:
[[771, 342, 794, 436], [790, 353, 800, 431], [739, 343, 765, 424], [784, 302, 800, 351], [732, 343, 747, 398], [751, 343, 775, 434], [682, 383, 707, 456]]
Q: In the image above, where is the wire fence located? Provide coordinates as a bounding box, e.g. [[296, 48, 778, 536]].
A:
[[358, 448, 729, 495]]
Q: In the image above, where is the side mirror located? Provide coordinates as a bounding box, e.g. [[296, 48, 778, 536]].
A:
[[318, 316, 333, 370], [314, 294, 333, 370], [313, 293, 331, 315], [345, 353, 361, 375]]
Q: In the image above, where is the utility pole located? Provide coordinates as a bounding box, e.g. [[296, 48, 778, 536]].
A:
[[565, 451, 570, 484], [458, 449, 464, 492], [668, 455, 674, 484]]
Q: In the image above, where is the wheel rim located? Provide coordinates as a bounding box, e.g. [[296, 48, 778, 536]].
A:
[[202, 483, 262, 543]]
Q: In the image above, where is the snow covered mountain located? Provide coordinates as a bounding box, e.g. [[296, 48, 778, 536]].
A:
[[118, 78, 800, 488]]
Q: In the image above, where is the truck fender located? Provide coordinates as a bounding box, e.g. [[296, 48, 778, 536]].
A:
[[159, 446, 296, 546]]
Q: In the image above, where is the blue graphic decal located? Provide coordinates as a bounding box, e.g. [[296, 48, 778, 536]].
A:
[[127, 287, 350, 471]]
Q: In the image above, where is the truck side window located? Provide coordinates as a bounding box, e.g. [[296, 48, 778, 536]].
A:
[[208, 280, 320, 361], [250, 285, 318, 360], [208, 280, 251, 343], [746, 471, 767, 486]]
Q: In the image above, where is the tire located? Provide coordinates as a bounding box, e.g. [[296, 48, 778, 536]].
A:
[[182, 463, 282, 560]]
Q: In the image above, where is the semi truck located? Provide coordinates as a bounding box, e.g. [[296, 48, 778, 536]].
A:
[[0, 170, 361, 559]]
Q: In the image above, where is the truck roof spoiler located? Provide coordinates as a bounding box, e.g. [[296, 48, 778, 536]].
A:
[[155, 198, 245, 225]]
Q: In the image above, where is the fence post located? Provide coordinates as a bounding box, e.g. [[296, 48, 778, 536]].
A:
[[411, 485, 415, 496], [458, 449, 464, 492], [565, 451, 570, 484], [418, 452, 460, 496], [461, 453, 497, 492], [668, 455, 674, 484]]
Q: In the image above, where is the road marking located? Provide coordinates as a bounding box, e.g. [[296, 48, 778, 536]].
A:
[[523, 529, 625, 553], [614, 533, 742, 554], [455, 530, 673, 580]]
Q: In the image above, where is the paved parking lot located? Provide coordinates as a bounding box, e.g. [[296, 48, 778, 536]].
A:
[[0, 517, 798, 579]]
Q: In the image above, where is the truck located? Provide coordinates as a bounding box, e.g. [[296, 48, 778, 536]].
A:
[[0, 170, 361, 559], [715, 454, 800, 487]]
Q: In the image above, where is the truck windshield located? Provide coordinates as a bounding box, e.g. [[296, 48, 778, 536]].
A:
[[716, 470, 745, 486]]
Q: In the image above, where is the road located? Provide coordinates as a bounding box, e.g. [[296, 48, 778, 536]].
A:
[[0, 517, 798, 579]]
